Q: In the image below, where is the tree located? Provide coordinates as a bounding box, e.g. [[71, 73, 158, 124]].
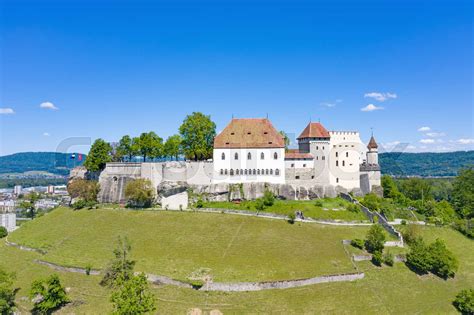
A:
[[84, 139, 113, 172], [30, 274, 69, 314], [135, 132, 163, 162], [67, 179, 99, 202], [362, 193, 381, 212], [453, 289, 474, 314], [163, 134, 182, 160], [0, 268, 17, 314], [398, 178, 432, 201], [179, 112, 216, 161], [381, 175, 401, 199], [110, 273, 156, 315], [263, 190, 275, 207], [365, 224, 386, 254], [0, 226, 7, 238], [452, 167, 474, 219], [406, 238, 431, 274], [100, 236, 136, 288], [279, 130, 290, 151], [116, 135, 137, 162], [124, 179, 155, 208], [427, 239, 458, 278]]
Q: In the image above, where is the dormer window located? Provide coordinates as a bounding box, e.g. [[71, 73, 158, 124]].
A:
[[264, 131, 268, 134], [268, 141, 273, 144], [247, 132, 251, 135], [231, 132, 235, 135]]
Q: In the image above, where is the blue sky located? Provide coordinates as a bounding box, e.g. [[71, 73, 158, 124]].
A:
[[0, 0, 472, 155]]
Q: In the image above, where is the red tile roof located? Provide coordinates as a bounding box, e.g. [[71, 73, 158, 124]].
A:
[[297, 122, 330, 139], [285, 151, 314, 159], [214, 118, 285, 148]]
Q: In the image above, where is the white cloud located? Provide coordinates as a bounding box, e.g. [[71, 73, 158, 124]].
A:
[[364, 92, 397, 102], [40, 102, 59, 110], [420, 139, 435, 144], [320, 99, 342, 108], [43, 132, 50, 137], [406, 145, 416, 150], [361, 104, 384, 112], [418, 126, 431, 132], [457, 138, 474, 144], [0, 108, 15, 114], [426, 132, 446, 138]]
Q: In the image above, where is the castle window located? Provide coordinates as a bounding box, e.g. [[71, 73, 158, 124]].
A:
[[231, 132, 235, 135], [252, 169, 255, 175], [316, 146, 319, 150], [295, 176, 300, 179], [221, 152, 225, 160], [247, 132, 251, 135], [322, 156, 325, 160], [261, 152, 265, 159], [336, 178, 339, 183], [220, 169, 223, 175], [316, 156, 318, 160], [230, 169, 234, 176], [257, 169, 260, 175], [244, 169, 247, 175], [323, 146, 325, 150], [234, 153, 239, 160], [273, 152, 278, 160], [275, 169, 280, 175], [225, 169, 228, 175], [336, 152, 338, 157], [336, 161, 339, 166], [343, 161, 345, 166], [266, 169, 269, 175], [236, 169, 240, 175], [346, 152, 349, 157], [247, 152, 252, 160], [303, 164, 306, 168], [311, 175, 314, 179], [291, 163, 294, 167], [270, 169, 273, 175]]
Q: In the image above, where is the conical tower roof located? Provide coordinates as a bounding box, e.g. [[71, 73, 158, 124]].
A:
[[367, 135, 378, 150]]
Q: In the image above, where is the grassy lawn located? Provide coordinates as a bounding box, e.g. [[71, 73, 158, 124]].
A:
[[9, 207, 366, 283], [202, 197, 368, 221], [2, 207, 472, 314]]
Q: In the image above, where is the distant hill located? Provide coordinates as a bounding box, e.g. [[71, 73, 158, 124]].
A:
[[379, 151, 474, 177], [0, 152, 85, 176]]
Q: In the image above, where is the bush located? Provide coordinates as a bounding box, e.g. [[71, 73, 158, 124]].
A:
[[124, 179, 155, 208], [195, 198, 204, 208], [402, 224, 422, 245], [351, 239, 364, 249], [383, 251, 394, 266], [0, 226, 7, 238], [371, 251, 383, 266], [30, 274, 70, 314], [314, 200, 323, 207], [85, 264, 92, 276], [347, 203, 360, 213], [287, 213, 296, 224], [263, 190, 275, 207], [255, 198, 266, 212], [110, 273, 156, 315], [406, 238, 458, 278], [0, 268, 16, 314], [362, 193, 381, 212], [453, 289, 474, 314], [365, 224, 386, 254], [71, 199, 97, 210], [67, 179, 99, 202], [453, 219, 474, 239], [401, 220, 407, 225]]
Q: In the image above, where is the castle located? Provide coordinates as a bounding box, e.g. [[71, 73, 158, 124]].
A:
[[94, 118, 381, 207]]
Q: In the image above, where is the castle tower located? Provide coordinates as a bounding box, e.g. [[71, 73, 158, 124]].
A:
[[367, 135, 379, 165]]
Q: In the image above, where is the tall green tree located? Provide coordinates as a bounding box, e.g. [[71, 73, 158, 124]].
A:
[[84, 139, 113, 172], [381, 175, 401, 199], [0, 268, 17, 314], [100, 236, 136, 288], [279, 130, 290, 151], [164, 134, 182, 160], [398, 178, 432, 201], [452, 167, 474, 218], [364, 224, 386, 254], [124, 179, 155, 208], [179, 112, 216, 161], [135, 132, 163, 162], [116, 135, 137, 162]]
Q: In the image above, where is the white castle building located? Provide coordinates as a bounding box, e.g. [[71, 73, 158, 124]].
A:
[[212, 118, 381, 191]]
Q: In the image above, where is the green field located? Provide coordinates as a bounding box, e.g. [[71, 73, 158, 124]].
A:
[[1, 206, 473, 314], [202, 197, 368, 221]]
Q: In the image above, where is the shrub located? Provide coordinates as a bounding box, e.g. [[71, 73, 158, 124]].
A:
[[30, 274, 70, 314], [110, 273, 156, 315], [85, 264, 92, 276], [347, 203, 360, 213], [453, 219, 474, 239], [124, 179, 155, 208], [402, 224, 422, 245], [263, 190, 275, 207], [362, 193, 381, 212], [351, 239, 364, 249], [100, 237, 136, 288], [195, 198, 204, 208], [0, 268, 16, 314], [314, 200, 323, 207], [453, 289, 474, 314], [383, 251, 394, 266], [0, 226, 7, 239], [365, 224, 386, 254], [401, 220, 407, 225], [287, 213, 296, 224], [71, 199, 97, 210], [371, 251, 383, 266], [406, 238, 431, 274], [255, 198, 266, 212], [67, 179, 99, 202]]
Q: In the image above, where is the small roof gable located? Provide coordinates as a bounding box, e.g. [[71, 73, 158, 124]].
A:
[[285, 150, 314, 160], [367, 136, 378, 149], [297, 122, 330, 139], [214, 118, 285, 149]]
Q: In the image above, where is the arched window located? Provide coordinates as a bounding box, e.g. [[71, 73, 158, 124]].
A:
[[221, 152, 225, 160], [253, 169, 256, 175], [273, 152, 278, 160], [234, 153, 239, 160], [336, 152, 338, 157], [244, 169, 248, 175], [346, 152, 349, 158], [220, 169, 223, 175], [336, 161, 339, 167], [230, 169, 234, 176], [266, 169, 269, 175], [275, 169, 280, 175], [225, 169, 228, 175], [257, 169, 260, 175], [236, 169, 240, 175], [247, 152, 252, 160], [343, 161, 345, 166], [260, 152, 265, 159], [270, 169, 273, 175]]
